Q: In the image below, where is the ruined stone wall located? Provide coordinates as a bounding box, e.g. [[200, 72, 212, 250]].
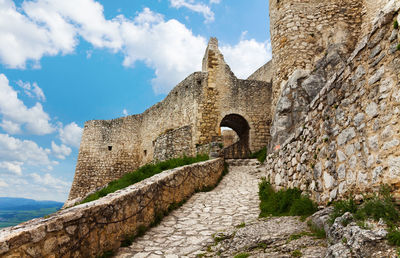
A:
[[269, 0, 364, 114], [69, 116, 143, 201], [199, 38, 273, 153], [68, 73, 204, 202], [0, 159, 224, 258], [263, 7, 400, 204], [247, 60, 273, 83], [153, 126, 193, 162], [68, 38, 273, 202]]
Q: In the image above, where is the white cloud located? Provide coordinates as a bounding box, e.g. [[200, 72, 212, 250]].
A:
[[0, 161, 22, 175], [30, 173, 70, 190], [0, 179, 7, 187], [59, 122, 83, 148], [169, 0, 215, 23], [0, 0, 76, 69], [119, 9, 206, 94], [16, 80, 46, 101], [0, 74, 54, 135], [221, 39, 272, 79], [122, 109, 129, 116], [51, 141, 72, 160], [0, 2, 270, 94], [0, 133, 51, 167]]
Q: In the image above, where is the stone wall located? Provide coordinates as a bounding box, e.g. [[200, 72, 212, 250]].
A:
[[263, 5, 400, 204], [247, 60, 273, 83], [269, 0, 364, 114], [153, 126, 193, 162], [68, 73, 204, 202], [0, 159, 225, 258], [68, 38, 273, 202]]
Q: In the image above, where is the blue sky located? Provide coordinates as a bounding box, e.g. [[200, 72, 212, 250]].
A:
[[0, 0, 271, 202]]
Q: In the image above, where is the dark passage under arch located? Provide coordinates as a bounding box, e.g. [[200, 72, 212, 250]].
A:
[[220, 114, 250, 159]]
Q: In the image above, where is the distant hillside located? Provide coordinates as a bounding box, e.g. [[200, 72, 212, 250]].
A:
[[0, 197, 63, 229]]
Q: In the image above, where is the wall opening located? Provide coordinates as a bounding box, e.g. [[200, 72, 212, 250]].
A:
[[220, 114, 250, 159], [108, 146, 112, 151]]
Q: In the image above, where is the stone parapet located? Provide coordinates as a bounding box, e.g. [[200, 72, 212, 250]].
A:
[[0, 158, 224, 258]]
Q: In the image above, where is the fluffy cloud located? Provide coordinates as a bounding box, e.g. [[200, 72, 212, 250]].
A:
[[221, 39, 272, 79], [122, 109, 129, 116], [30, 172, 70, 190], [0, 0, 76, 69], [59, 122, 83, 148], [0, 1, 269, 94], [119, 8, 206, 94], [51, 141, 72, 160], [0, 74, 54, 135], [0, 133, 51, 167], [169, 0, 215, 23], [16, 80, 46, 101], [0, 161, 22, 175]]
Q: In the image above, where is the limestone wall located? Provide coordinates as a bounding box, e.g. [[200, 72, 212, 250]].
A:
[[269, 0, 364, 113], [153, 126, 193, 162], [247, 60, 273, 83], [68, 38, 273, 202], [263, 6, 400, 204], [68, 73, 204, 202], [0, 159, 225, 258]]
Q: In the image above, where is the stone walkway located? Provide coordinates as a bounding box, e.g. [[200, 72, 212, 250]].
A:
[[115, 160, 261, 258]]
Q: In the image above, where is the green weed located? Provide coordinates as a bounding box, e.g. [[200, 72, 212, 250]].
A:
[[394, 20, 399, 29], [234, 253, 250, 258], [249, 147, 267, 163], [259, 178, 317, 218], [292, 250, 303, 257], [388, 229, 400, 246]]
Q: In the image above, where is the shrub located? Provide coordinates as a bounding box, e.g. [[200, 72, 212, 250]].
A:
[[329, 197, 357, 224], [394, 20, 399, 29], [388, 229, 400, 246], [249, 147, 267, 163], [397, 43, 400, 51], [81, 154, 209, 204], [292, 250, 303, 257], [259, 178, 317, 218]]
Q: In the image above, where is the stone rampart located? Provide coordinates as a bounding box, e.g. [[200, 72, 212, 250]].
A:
[[263, 4, 400, 204], [68, 39, 273, 202], [0, 158, 225, 258]]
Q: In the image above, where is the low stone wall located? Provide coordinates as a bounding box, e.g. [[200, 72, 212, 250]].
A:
[[263, 3, 400, 204], [0, 158, 224, 258]]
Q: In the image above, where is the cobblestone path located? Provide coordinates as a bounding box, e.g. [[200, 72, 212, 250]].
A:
[[115, 160, 261, 258]]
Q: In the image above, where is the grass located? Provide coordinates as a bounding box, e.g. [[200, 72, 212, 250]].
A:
[[259, 178, 317, 219], [249, 147, 267, 163], [234, 253, 250, 258], [388, 229, 400, 246], [307, 220, 326, 239], [291, 250, 302, 257], [329, 186, 400, 227], [235, 222, 246, 228], [81, 154, 209, 204]]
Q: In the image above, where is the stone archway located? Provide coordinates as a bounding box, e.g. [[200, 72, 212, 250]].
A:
[[220, 114, 250, 159]]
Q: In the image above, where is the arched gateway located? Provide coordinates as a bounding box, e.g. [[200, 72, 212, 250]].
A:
[[67, 38, 273, 203]]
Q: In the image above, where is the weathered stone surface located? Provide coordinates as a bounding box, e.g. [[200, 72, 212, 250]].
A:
[[337, 127, 356, 146], [69, 38, 273, 202], [0, 159, 224, 257], [115, 161, 260, 257]]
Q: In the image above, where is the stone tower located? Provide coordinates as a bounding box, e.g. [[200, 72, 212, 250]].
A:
[[268, 0, 364, 110]]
